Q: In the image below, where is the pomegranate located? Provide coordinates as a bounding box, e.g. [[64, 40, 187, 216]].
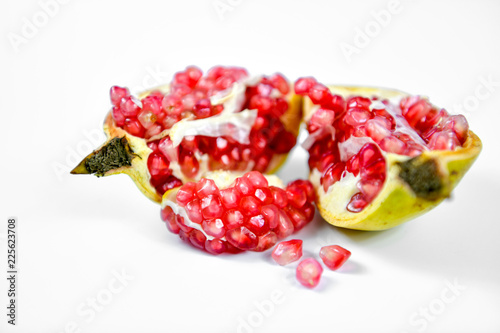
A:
[[296, 80, 482, 230], [160, 171, 316, 254], [272, 239, 303, 265], [72, 66, 302, 203]]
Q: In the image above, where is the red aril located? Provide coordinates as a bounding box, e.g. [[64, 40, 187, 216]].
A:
[[271, 239, 303, 266], [319, 245, 351, 271], [296, 258, 323, 288]]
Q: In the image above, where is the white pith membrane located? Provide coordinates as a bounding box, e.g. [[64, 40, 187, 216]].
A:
[[161, 171, 284, 240]]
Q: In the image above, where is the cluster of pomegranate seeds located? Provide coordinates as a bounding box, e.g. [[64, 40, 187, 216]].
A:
[[296, 258, 323, 288], [160, 171, 316, 254], [319, 245, 351, 271], [295, 77, 470, 212], [110, 66, 297, 196], [271, 239, 303, 265]]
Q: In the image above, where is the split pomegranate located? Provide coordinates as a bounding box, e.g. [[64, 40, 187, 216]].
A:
[[271, 239, 303, 265], [160, 171, 316, 254], [296, 258, 323, 288], [297, 81, 482, 230], [72, 66, 302, 203], [319, 245, 351, 271]]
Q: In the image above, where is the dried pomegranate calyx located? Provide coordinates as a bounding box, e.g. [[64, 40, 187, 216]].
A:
[[396, 156, 446, 200], [71, 137, 136, 176]]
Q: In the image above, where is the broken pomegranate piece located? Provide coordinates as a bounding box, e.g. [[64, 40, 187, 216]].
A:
[[296, 258, 323, 288], [319, 245, 351, 271], [271, 239, 303, 266], [297, 80, 482, 230], [160, 171, 315, 254], [72, 66, 302, 204]]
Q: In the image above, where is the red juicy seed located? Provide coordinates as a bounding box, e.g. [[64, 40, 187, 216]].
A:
[[137, 110, 157, 129], [201, 218, 226, 238], [240, 196, 261, 216], [201, 194, 223, 219], [347, 193, 368, 213], [286, 184, 307, 208], [302, 202, 315, 222], [428, 130, 460, 150], [225, 226, 259, 250], [144, 124, 162, 139], [273, 98, 289, 117], [158, 137, 178, 162], [321, 162, 346, 192], [120, 96, 142, 117], [345, 109, 371, 127], [379, 136, 406, 154], [294, 77, 317, 95], [254, 188, 273, 205], [176, 182, 196, 207], [185, 66, 203, 87], [319, 245, 351, 271], [196, 178, 219, 198], [249, 95, 273, 113], [270, 186, 288, 208], [308, 83, 332, 105], [215, 75, 236, 90], [296, 258, 323, 288], [188, 229, 207, 250], [255, 82, 273, 96], [244, 171, 269, 188], [444, 115, 469, 144], [175, 215, 193, 233], [365, 118, 391, 142], [285, 206, 308, 231], [357, 178, 384, 201], [220, 187, 241, 209], [247, 214, 269, 235], [272, 239, 303, 266], [179, 152, 200, 179], [193, 98, 212, 118], [178, 230, 190, 243], [308, 108, 335, 132], [346, 154, 360, 176], [223, 209, 245, 229], [261, 204, 280, 229], [327, 94, 346, 113], [271, 131, 297, 154], [347, 96, 371, 110], [157, 176, 183, 195], [112, 107, 125, 126], [253, 232, 278, 252], [141, 95, 162, 115], [123, 118, 145, 137], [185, 198, 202, 224], [147, 153, 171, 178], [291, 180, 315, 201], [358, 143, 383, 168], [162, 207, 180, 235], [110, 86, 129, 106], [173, 71, 191, 87], [162, 95, 183, 115], [275, 211, 294, 239], [205, 238, 227, 255], [269, 73, 290, 95], [235, 177, 255, 196], [405, 99, 432, 127], [319, 154, 335, 173]]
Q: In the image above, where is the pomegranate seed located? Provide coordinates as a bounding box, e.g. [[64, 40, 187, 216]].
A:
[[260, 204, 279, 229], [269, 73, 290, 95], [175, 215, 192, 233], [188, 229, 207, 250], [110, 86, 129, 106], [254, 187, 273, 205], [428, 130, 460, 150], [193, 98, 212, 118], [147, 153, 171, 178], [235, 177, 255, 196], [347, 193, 368, 213], [275, 211, 294, 239], [250, 95, 273, 113], [123, 118, 145, 137], [205, 238, 227, 255], [444, 115, 469, 144], [345, 109, 371, 127], [244, 171, 269, 188], [253, 232, 278, 252], [308, 83, 332, 105], [223, 209, 245, 229], [142, 95, 162, 115], [365, 118, 391, 142], [286, 184, 307, 208], [185, 198, 202, 224], [225, 226, 259, 250], [272, 239, 303, 266], [201, 194, 223, 219], [196, 178, 219, 197], [379, 136, 406, 154], [201, 218, 226, 238], [240, 196, 261, 216], [137, 110, 157, 129], [308, 108, 335, 132], [220, 187, 241, 209], [162, 95, 183, 115], [294, 77, 317, 95], [247, 214, 269, 235], [158, 137, 178, 162], [162, 208, 180, 234], [285, 206, 308, 230], [120, 96, 142, 117], [270, 186, 288, 208], [176, 182, 196, 206], [319, 245, 351, 270], [296, 258, 323, 288], [112, 107, 125, 126], [179, 152, 199, 179]]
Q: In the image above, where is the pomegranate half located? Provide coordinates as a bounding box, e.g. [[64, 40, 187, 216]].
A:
[[297, 82, 482, 230], [72, 66, 303, 203]]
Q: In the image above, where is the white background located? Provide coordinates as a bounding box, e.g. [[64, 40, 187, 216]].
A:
[[1, 0, 500, 332]]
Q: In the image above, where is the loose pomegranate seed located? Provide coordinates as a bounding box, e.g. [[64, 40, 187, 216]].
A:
[[272, 239, 303, 266], [110, 86, 129, 106], [296, 258, 323, 288], [319, 245, 351, 271]]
